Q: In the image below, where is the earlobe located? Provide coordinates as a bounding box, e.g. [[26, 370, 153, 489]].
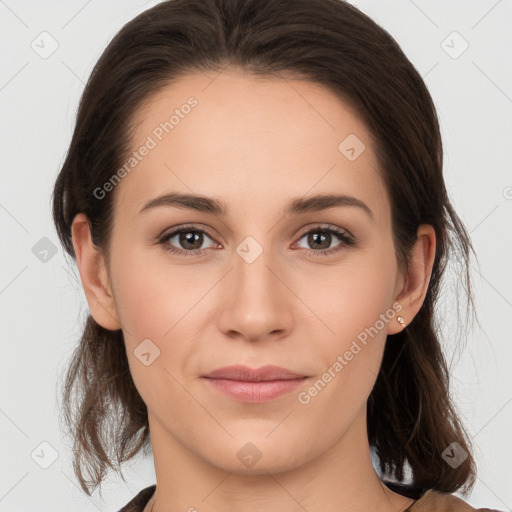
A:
[[388, 224, 436, 334], [71, 213, 121, 331]]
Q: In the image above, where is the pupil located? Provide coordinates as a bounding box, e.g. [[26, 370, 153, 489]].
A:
[[310, 232, 329, 249], [182, 231, 201, 249]]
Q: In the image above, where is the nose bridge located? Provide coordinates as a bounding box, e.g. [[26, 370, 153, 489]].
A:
[[234, 232, 282, 308], [235, 234, 277, 297], [217, 232, 292, 340]]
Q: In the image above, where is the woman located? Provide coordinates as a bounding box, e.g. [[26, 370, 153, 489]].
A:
[[52, 0, 502, 511]]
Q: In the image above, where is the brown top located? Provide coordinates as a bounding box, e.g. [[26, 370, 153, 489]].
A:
[[406, 489, 502, 511], [118, 485, 155, 512], [117, 484, 503, 512]]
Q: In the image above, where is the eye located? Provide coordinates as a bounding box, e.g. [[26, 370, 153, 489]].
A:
[[158, 225, 219, 255], [293, 225, 355, 256], [157, 224, 355, 257]]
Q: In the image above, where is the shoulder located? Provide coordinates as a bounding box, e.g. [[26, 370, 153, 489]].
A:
[[117, 485, 156, 512], [116, 483, 504, 512], [409, 489, 504, 512]]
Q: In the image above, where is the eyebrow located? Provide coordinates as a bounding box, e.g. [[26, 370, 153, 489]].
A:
[[139, 192, 373, 220]]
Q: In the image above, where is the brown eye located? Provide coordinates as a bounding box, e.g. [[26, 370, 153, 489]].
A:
[[159, 226, 217, 255], [177, 230, 204, 250], [307, 231, 332, 250], [295, 226, 355, 256]]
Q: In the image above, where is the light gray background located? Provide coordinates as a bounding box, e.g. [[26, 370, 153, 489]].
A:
[[1, 0, 511, 510]]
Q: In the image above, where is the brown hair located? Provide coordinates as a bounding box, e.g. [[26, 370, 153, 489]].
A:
[[52, 0, 478, 497]]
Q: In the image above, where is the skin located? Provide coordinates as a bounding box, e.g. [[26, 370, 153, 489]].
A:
[[71, 69, 436, 512]]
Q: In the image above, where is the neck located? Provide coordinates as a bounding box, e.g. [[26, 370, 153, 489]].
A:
[[145, 408, 414, 512]]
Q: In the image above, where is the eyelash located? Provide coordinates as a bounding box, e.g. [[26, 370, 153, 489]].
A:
[[157, 223, 356, 258]]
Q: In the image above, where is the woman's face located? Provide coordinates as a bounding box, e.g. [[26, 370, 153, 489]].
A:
[[81, 69, 414, 474]]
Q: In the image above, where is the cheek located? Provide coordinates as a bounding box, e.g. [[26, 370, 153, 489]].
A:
[[109, 239, 199, 341], [295, 241, 398, 402], [110, 256, 196, 410], [294, 304, 392, 443], [107, 241, 210, 390], [296, 242, 398, 347]]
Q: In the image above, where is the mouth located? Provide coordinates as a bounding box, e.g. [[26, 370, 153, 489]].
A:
[[201, 365, 309, 403]]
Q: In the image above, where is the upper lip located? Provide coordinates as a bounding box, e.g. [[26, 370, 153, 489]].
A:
[[202, 365, 308, 382]]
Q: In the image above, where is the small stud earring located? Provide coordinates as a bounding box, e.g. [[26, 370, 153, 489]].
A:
[[397, 316, 406, 329]]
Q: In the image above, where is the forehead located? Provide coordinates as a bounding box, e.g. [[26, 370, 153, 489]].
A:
[[117, 69, 389, 220]]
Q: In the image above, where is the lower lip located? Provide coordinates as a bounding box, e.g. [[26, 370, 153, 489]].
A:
[[203, 377, 308, 403]]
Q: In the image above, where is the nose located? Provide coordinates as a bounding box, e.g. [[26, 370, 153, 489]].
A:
[[216, 240, 294, 343]]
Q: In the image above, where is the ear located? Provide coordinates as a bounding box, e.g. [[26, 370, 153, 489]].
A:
[[71, 213, 121, 330], [387, 224, 436, 334]]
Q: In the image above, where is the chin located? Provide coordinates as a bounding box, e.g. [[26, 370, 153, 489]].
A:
[[199, 433, 317, 475]]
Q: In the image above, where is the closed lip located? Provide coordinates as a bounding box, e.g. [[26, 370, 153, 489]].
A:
[[201, 364, 308, 382]]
